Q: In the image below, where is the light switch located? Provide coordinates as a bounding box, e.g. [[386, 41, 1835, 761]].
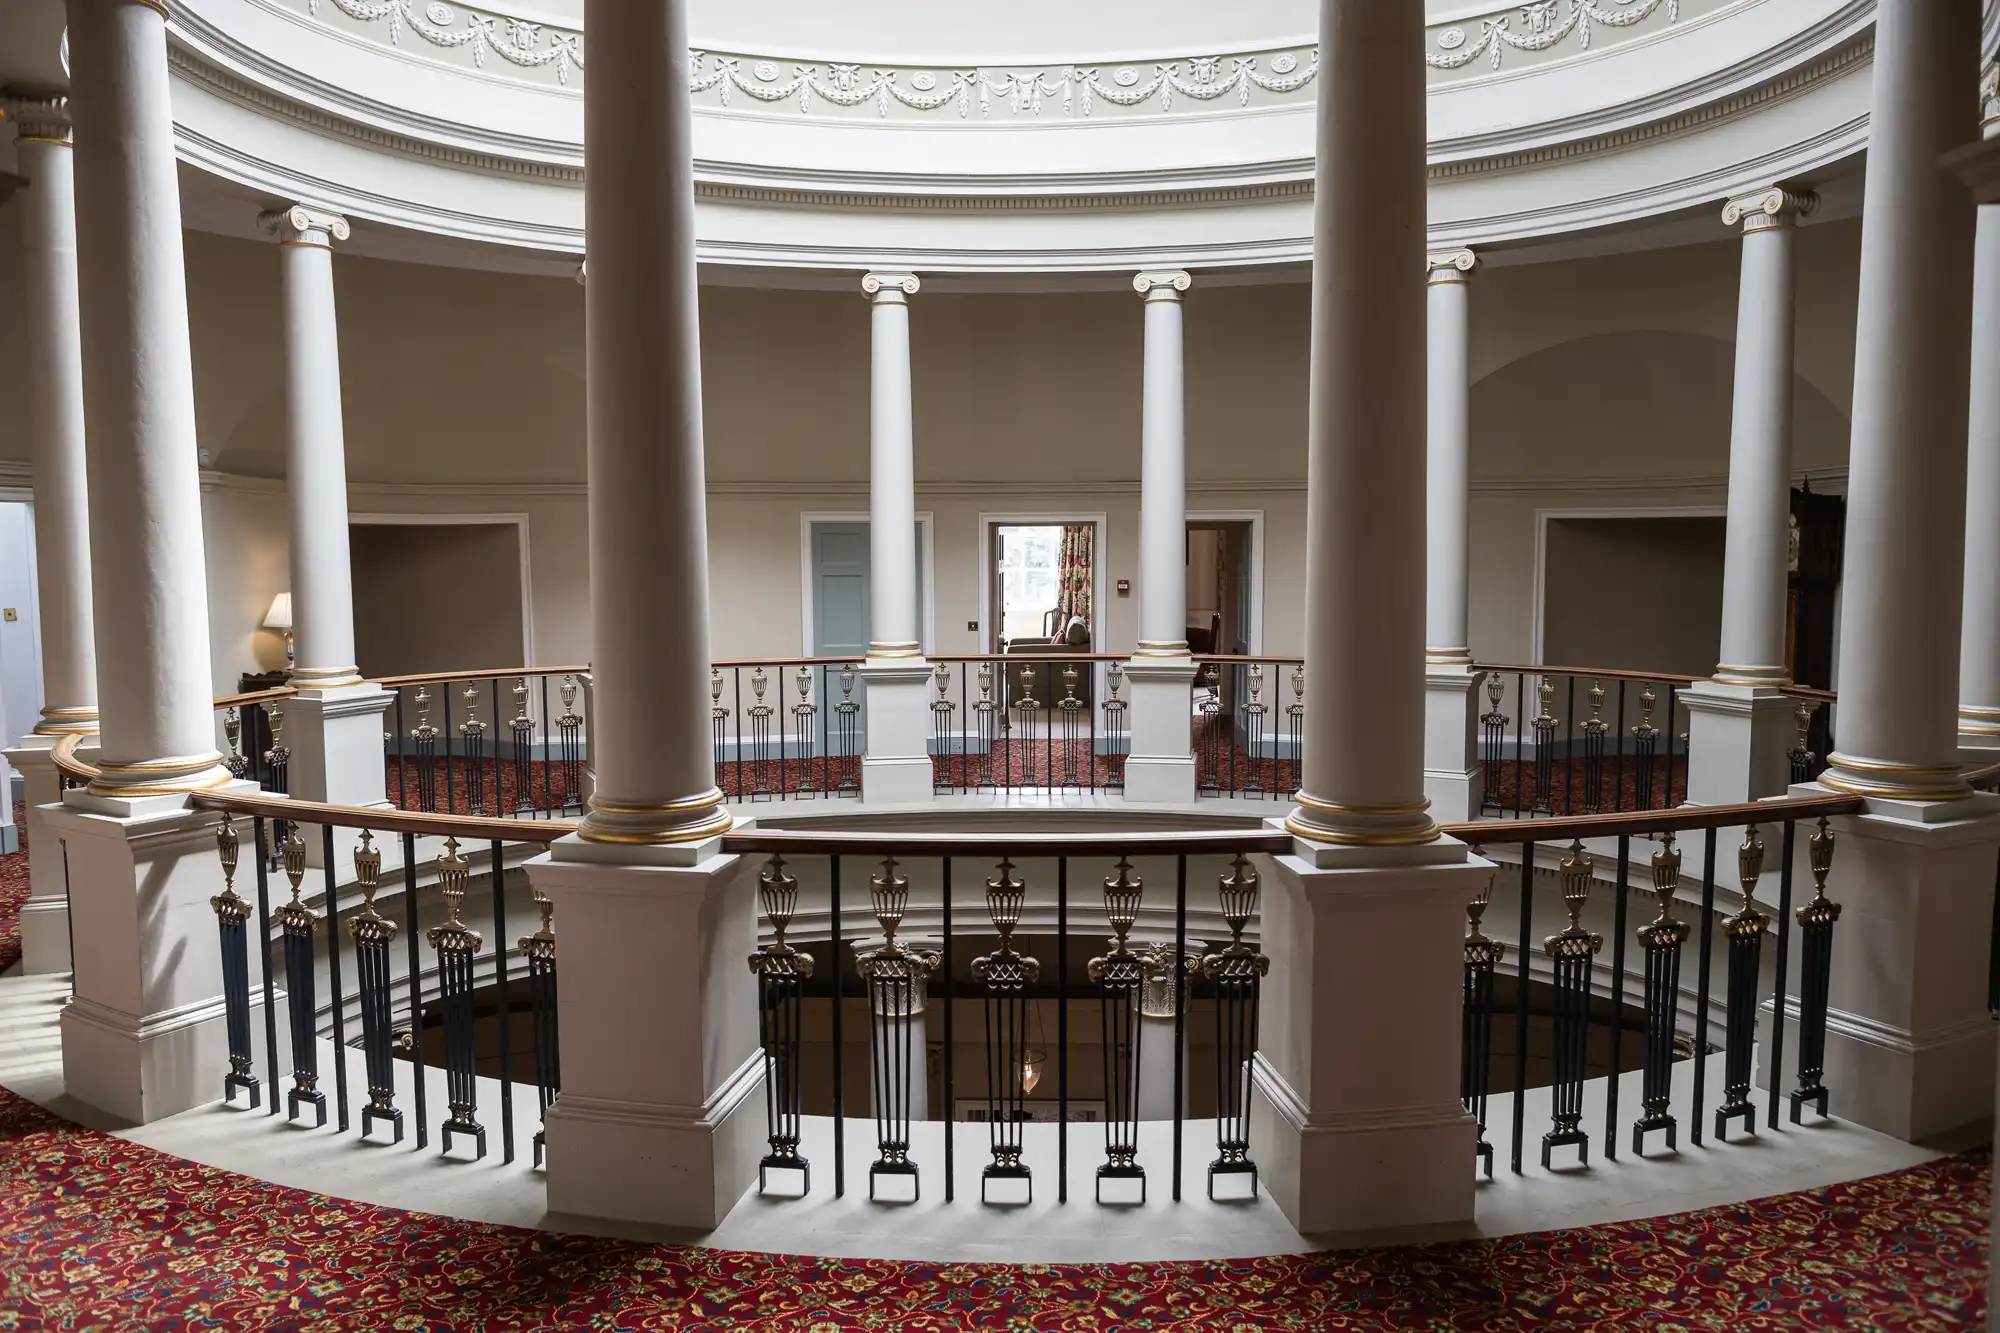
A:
[[967, 621, 978, 632], [1, 608, 15, 622]]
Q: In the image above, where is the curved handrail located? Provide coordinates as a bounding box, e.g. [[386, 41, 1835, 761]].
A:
[[189, 786, 575, 844], [49, 731, 98, 784], [369, 664, 591, 689], [725, 828, 1292, 858], [1441, 790, 1864, 845], [1472, 662, 1703, 687]]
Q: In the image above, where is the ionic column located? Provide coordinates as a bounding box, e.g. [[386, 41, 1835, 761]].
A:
[[1684, 187, 1816, 805], [1818, 0, 1982, 803], [1421, 249, 1483, 821], [1802, 3, 2000, 1149], [858, 272, 935, 802], [0, 88, 96, 974], [52, 0, 254, 1125], [529, 0, 760, 1231], [1958, 84, 2000, 751], [1125, 269, 1200, 803], [1254, 0, 1488, 1238], [257, 204, 392, 830]]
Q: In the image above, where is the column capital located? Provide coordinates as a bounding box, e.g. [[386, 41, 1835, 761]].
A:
[[1982, 61, 1998, 141], [1, 87, 72, 145], [1424, 249, 1478, 283], [1133, 269, 1192, 300], [861, 271, 920, 301], [574, 259, 587, 285], [258, 204, 351, 248], [1721, 186, 1818, 232]]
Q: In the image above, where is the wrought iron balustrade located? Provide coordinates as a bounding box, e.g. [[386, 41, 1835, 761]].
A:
[[1443, 790, 1860, 1176], [927, 654, 1131, 795], [1192, 657, 1306, 799], [731, 826, 1286, 1207], [1472, 665, 1695, 818], [709, 658, 864, 801]]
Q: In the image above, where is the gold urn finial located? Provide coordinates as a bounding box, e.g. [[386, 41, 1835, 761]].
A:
[[216, 812, 241, 886], [354, 830, 383, 917], [986, 858, 1026, 949], [1102, 857, 1142, 950], [1738, 824, 1766, 897], [438, 837, 469, 928], [1559, 839, 1592, 931], [869, 856, 911, 951], [1650, 831, 1681, 922]]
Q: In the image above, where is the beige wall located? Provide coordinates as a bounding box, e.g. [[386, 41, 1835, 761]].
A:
[[1541, 516, 1728, 677], [0, 211, 1866, 692], [350, 521, 527, 678]]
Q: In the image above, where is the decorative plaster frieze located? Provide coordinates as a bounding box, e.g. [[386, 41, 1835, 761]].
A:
[[269, 0, 1727, 106]]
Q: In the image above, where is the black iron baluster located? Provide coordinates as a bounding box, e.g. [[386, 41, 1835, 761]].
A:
[[1715, 826, 1770, 1141], [973, 858, 1035, 1205], [1532, 678, 1557, 816], [539, 674, 555, 815], [712, 666, 730, 797], [1091, 857, 1146, 1203], [750, 855, 811, 1194], [254, 818, 279, 1118], [322, 826, 350, 1134], [1581, 681, 1608, 814], [1562, 676, 1577, 815], [265, 701, 292, 864], [490, 679, 503, 816], [1104, 663, 1129, 794], [557, 674, 584, 812], [276, 827, 326, 1127], [1766, 820, 1797, 1131], [523, 886, 560, 1167], [830, 855, 845, 1198], [857, 857, 936, 1202], [932, 663, 955, 794], [441, 680, 456, 815], [402, 830, 429, 1149], [1172, 853, 1187, 1201], [1791, 818, 1842, 1123], [510, 677, 534, 815], [1663, 684, 1681, 805], [1241, 664, 1269, 795], [1541, 841, 1599, 1169], [1285, 664, 1305, 798], [1787, 701, 1817, 786], [1633, 833, 1687, 1155], [1479, 672, 1507, 815], [460, 683, 488, 816], [1057, 856, 1069, 1201], [350, 831, 403, 1144], [1614, 682, 1628, 812], [1200, 855, 1269, 1198], [429, 838, 487, 1159], [492, 839, 514, 1164], [942, 856, 955, 1201], [211, 814, 260, 1108], [1603, 834, 1631, 1160], [1511, 673, 1527, 817], [1631, 684, 1660, 810], [1690, 829, 1719, 1146], [1461, 862, 1502, 1178], [748, 667, 777, 800], [838, 664, 861, 796], [1196, 673, 1222, 796], [410, 686, 438, 813], [1510, 845, 1533, 1173]]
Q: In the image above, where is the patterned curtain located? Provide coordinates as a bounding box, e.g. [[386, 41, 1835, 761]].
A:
[[1056, 523, 1093, 627]]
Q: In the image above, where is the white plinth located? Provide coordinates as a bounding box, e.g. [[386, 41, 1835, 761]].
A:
[[1249, 831, 1492, 1233], [859, 662, 938, 805], [1123, 658, 1198, 804], [1806, 788, 2000, 1142], [3, 736, 79, 972], [1682, 680, 1797, 805], [52, 779, 260, 1123], [282, 683, 396, 873], [1422, 669, 1484, 823], [529, 833, 766, 1228]]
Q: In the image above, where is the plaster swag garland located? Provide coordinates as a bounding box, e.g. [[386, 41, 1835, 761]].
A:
[[687, 50, 1318, 119], [1428, 0, 1681, 72], [306, 0, 584, 82]]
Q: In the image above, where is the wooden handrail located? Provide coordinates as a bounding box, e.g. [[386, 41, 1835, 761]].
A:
[[1472, 662, 1704, 687], [1191, 654, 1306, 666], [1440, 790, 1864, 845], [369, 664, 591, 689], [50, 731, 97, 783], [189, 787, 576, 844], [722, 828, 1295, 858]]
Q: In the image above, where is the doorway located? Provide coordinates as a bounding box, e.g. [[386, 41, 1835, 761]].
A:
[[1538, 513, 1725, 677], [348, 518, 531, 678], [983, 519, 1101, 653], [1185, 518, 1256, 657], [0, 501, 43, 747], [801, 516, 933, 658]]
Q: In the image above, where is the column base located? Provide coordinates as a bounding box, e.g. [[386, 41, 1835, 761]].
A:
[[1800, 786, 2000, 1142], [1123, 657, 1198, 804], [859, 661, 936, 804], [4, 736, 80, 972], [1252, 833, 1490, 1233], [1422, 669, 1484, 823], [50, 779, 262, 1123], [528, 832, 764, 1229], [1681, 680, 1797, 805]]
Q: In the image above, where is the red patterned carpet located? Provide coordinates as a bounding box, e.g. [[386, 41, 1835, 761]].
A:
[[0, 1083, 1986, 1330], [1, 802, 29, 972]]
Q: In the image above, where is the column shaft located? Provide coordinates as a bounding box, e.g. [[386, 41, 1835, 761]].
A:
[[575, 0, 727, 843], [1959, 105, 2000, 745], [1286, 0, 1434, 846], [1135, 270, 1190, 655], [3, 94, 96, 734], [1424, 254, 1475, 668], [863, 273, 921, 659], [1715, 191, 1810, 685], [265, 206, 361, 688], [67, 0, 225, 794], [1822, 0, 1982, 800]]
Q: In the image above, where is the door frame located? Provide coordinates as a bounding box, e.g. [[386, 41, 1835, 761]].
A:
[[349, 511, 538, 671], [798, 511, 937, 657], [1531, 504, 1724, 666], [1185, 508, 1265, 655], [978, 511, 1108, 652], [0, 491, 46, 742]]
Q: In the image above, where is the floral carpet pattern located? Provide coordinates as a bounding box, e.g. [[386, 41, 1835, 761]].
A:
[[1, 801, 29, 972], [0, 1081, 1987, 1330]]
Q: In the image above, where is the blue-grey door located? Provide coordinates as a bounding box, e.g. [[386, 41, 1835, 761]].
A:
[[810, 522, 926, 657]]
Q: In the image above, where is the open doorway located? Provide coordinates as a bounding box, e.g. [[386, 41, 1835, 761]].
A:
[[349, 517, 531, 679], [983, 516, 1102, 713]]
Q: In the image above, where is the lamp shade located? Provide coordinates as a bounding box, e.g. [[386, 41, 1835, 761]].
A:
[[262, 591, 293, 631]]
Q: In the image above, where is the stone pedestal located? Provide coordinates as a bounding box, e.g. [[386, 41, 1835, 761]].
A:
[[1801, 787, 2000, 1142], [2, 738, 75, 972], [859, 662, 937, 804], [1250, 829, 1490, 1234], [284, 683, 395, 872], [1422, 669, 1484, 823], [1682, 680, 1798, 805], [531, 833, 764, 1228], [1122, 658, 1198, 804], [53, 781, 262, 1123]]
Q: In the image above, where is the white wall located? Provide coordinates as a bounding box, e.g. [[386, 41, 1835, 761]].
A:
[[0, 213, 1865, 692]]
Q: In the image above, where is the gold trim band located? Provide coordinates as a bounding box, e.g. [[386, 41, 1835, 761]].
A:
[[1710, 665, 1792, 686], [87, 768, 236, 799], [14, 134, 72, 147], [588, 789, 727, 815], [1293, 790, 1434, 818], [1282, 812, 1443, 846], [95, 751, 228, 776], [289, 664, 362, 681], [576, 804, 735, 845]]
